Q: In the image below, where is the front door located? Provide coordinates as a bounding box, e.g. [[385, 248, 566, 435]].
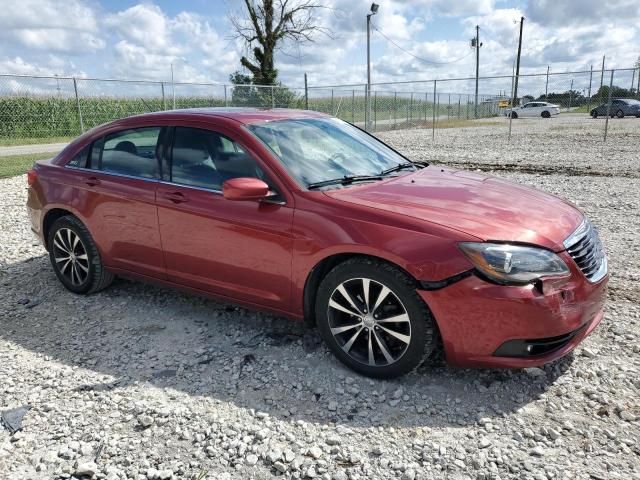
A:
[[156, 126, 294, 310]]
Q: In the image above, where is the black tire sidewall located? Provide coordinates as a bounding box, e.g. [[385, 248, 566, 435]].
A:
[[315, 259, 435, 379], [47, 216, 98, 294], [616, 110, 624, 118]]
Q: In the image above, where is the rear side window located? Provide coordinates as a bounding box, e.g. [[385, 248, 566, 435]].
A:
[[98, 127, 161, 178], [66, 145, 90, 168]]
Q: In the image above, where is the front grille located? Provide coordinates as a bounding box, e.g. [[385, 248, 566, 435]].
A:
[[563, 219, 607, 283]]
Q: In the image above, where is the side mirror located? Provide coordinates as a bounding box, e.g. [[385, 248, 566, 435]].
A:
[[222, 177, 270, 201]]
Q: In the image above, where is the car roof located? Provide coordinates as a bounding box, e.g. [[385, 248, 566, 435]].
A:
[[122, 107, 330, 125]]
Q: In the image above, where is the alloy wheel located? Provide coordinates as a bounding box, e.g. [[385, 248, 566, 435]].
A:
[[327, 277, 411, 367], [52, 228, 90, 286]]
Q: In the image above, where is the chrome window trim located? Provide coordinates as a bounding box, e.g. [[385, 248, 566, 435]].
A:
[[65, 165, 160, 183], [66, 166, 286, 204], [158, 180, 222, 195]]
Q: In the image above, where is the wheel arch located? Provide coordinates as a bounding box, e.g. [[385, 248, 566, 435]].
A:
[[302, 252, 421, 326], [42, 208, 76, 250]]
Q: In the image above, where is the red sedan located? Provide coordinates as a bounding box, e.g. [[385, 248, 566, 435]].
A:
[[26, 109, 608, 378]]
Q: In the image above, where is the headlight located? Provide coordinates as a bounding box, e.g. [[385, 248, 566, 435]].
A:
[[459, 242, 570, 285]]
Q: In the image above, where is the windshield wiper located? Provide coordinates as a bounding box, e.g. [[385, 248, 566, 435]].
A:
[[307, 175, 384, 190], [380, 161, 429, 176]]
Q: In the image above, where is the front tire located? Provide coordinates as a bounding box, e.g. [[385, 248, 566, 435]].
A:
[[510, 112, 518, 119], [541, 111, 550, 118], [315, 258, 437, 378], [48, 215, 114, 294], [591, 110, 598, 118], [616, 109, 624, 118]]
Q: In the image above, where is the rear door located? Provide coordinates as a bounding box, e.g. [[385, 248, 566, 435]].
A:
[[71, 127, 166, 279], [155, 124, 294, 310]]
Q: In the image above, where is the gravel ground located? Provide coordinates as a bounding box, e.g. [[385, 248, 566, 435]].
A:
[[1, 115, 639, 480]]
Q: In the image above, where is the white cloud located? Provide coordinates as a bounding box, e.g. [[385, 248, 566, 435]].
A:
[[0, 0, 103, 53], [105, 5, 238, 82]]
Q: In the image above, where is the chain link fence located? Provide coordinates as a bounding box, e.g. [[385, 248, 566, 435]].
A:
[[1, 66, 639, 145]]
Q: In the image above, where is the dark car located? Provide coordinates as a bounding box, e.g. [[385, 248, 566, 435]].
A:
[[26, 108, 608, 378], [590, 98, 640, 118]]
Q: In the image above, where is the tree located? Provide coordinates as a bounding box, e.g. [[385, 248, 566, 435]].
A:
[[230, 0, 327, 85], [229, 71, 256, 105]]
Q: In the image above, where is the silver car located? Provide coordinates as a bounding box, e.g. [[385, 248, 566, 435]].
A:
[[506, 102, 560, 119], [590, 99, 640, 118]]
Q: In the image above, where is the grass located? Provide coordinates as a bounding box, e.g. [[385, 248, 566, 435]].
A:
[[0, 136, 74, 147], [0, 152, 58, 179]]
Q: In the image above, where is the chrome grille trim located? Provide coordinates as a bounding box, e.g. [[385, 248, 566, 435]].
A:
[[563, 219, 607, 283]]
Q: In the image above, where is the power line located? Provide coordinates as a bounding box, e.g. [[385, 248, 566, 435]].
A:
[[371, 24, 474, 65]]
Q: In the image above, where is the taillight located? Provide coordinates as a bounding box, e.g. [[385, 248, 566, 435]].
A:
[[27, 168, 37, 186]]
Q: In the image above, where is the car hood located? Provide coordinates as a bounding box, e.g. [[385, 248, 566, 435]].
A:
[[324, 167, 583, 251]]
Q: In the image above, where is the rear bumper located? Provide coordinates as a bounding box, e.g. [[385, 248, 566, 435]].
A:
[[419, 260, 607, 368]]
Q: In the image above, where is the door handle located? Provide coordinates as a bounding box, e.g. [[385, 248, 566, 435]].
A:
[[163, 191, 188, 204], [84, 176, 100, 187]]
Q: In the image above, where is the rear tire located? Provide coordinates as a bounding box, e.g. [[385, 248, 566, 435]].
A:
[[315, 257, 438, 379], [591, 110, 598, 118], [48, 215, 114, 294], [616, 109, 624, 118], [510, 112, 518, 119]]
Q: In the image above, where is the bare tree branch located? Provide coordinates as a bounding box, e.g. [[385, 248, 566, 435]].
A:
[[228, 0, 331, 85]]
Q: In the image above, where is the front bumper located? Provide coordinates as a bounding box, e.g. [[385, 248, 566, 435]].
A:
[[419, 254, 607, 368]]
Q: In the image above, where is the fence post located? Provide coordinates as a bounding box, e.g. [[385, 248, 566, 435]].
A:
[[224, 85, 228, 107], [409, 92, 413, 124], [271, 85, 275, 108], [424, 92, 427, 125], [352, 89, 355, 123], [393, 92, 397, 129], [631, 69, 636, 94], [447, 93, 451, 121], [374, 91, 377, 131], [604, 69, 614, 142], [568, 79, 574, 110], [466, 94, 469, 119], [432, 81, 436, 140], [457, 97, 461, 118], [508, 70, 515, 141], [304, 73, 309, 110], [545, 65, 550, 100], [161, 82, 166, 110], [331, 89, 334, 115], [587, 65, 593, 112], [72, 77, 84, 134]]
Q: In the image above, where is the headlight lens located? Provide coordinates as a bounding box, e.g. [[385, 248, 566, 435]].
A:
[[459, 242, 570, 284]]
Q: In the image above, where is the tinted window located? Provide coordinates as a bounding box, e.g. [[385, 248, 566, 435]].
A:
[[170, 127, 267, 191], [66, 145, 90, 168], [99, 128, 161, 178]]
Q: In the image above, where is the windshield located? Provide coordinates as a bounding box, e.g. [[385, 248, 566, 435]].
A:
[[247, 117, 410, 188]]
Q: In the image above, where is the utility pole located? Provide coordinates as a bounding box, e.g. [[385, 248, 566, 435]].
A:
[[512, 16, 524, 105], [472, 25, 482, 118], [366, 3, 379, 130]]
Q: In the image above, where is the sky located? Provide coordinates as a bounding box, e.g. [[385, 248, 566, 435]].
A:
[[0, 0, 638, 91]]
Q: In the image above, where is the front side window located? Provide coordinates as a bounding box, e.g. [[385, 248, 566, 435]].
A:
[[170, 127, 267, 191], [98, 127, 161, 178], [248, 117, 409, 188]]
